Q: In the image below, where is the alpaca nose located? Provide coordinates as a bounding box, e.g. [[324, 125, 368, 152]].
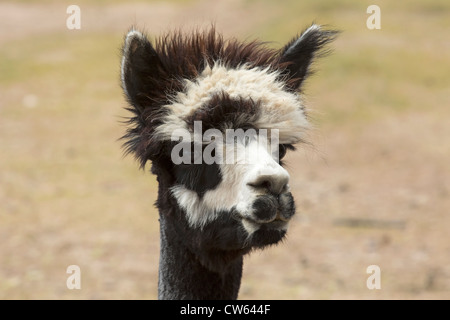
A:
[[247, 170, 290, 195]]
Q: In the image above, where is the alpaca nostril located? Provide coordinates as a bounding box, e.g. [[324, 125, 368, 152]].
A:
[[259, 180, 272, 191], [247, 175, 288, 195], [248, 179, 269, 191]]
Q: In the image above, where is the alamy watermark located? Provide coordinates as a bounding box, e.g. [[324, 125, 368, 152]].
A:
[[66, 5, 81, 30], [170, 121, 281, 165], [366, 265, 381, 289], [366, 5, 381, 30], [66, 265, 81, 289]]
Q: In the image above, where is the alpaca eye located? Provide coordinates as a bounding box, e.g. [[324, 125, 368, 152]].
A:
[[278, 144, 287, 160]]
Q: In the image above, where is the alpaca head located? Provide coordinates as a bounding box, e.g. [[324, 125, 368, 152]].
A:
[[121, 26, 336, 271]]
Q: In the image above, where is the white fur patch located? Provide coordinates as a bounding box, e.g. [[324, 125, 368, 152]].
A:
[[154, 63, 309, 144], [171, 137, 290, 229], [160, 60, 304, 230]]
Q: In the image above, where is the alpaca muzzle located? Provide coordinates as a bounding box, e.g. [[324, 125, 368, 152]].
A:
[[238, 191, 296, 242]]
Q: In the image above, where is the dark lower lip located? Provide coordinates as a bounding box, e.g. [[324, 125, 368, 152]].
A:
[[250, 228, 287, 248], [258, 219, 289, 230], [243, 217, 289, 231]]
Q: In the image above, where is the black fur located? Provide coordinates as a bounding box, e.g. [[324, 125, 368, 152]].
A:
[[279, 192, 296, 220], [173, 161, 222, 198], [279, 25, 339, 91], [121, 25, 337, 300], [158, 209, 245, 299], [187, 92, 261, 132], [121, 26, 337, 168], [251, 196, 278, 222]]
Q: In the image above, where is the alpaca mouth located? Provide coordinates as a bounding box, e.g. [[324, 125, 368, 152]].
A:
[[237, 201, 293, 247], [236, 192, 295, 237], [241, 213, 290, 234], [259, 217, 290, 229], [243, 218, 288, 248]]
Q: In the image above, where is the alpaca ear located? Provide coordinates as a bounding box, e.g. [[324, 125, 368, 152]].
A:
[[121, 30, 163, 110], [121, 30, 167, 167], [279, 24, 338, 91]]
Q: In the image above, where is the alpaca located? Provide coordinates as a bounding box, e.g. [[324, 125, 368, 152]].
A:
[[120, 25, 336, 299]]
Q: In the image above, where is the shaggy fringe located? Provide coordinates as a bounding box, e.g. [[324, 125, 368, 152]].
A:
[[120, 25, 338, 168]]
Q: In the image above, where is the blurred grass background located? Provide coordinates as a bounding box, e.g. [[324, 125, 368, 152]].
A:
[[0, 0, 449, 299]]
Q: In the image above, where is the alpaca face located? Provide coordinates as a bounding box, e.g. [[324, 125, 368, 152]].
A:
[[164, 64, 302, 247], [121, 26, 337, 252], [171, 143, 295, 251]]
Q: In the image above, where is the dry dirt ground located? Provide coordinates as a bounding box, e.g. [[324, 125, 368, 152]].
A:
[[0, 0, 449, 299]]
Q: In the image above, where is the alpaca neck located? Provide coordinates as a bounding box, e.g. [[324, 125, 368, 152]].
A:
[[157, 212, 243, 300]]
